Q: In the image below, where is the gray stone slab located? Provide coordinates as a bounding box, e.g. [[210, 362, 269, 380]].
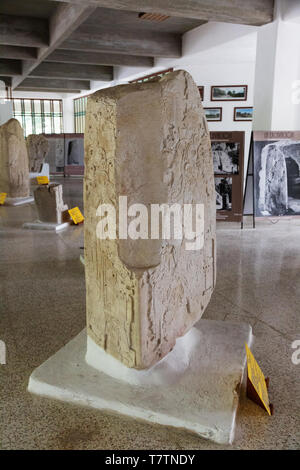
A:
[[23, 220, 70, 232], [28, 319, 252, 444], [5, 196, 34, 206]]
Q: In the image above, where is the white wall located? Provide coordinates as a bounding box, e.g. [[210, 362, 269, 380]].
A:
[[63, 97, 74, 133], [253, 0, 300, 131], [0, 101, 13, 126]]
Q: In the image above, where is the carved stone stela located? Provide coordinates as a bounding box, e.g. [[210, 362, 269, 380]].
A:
[[84, 70, 216, 369], [0, 118, 30, 198], [34, 183, 68, 224], [27, 134, 50, 173]]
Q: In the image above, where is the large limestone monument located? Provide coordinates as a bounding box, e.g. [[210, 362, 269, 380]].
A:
[[28, 71, 252, 444], [27, 134, 50, 173], [0, 118, 30, 198], [84, 70, 216, 369]]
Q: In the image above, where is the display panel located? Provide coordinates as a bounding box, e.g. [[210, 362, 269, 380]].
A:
[[253, 131, 300, 217], [210, 131, 245, 222]]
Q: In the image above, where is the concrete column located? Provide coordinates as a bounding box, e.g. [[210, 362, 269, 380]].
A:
[[253, 0, 300, 130], [62, 97, 75, 133]]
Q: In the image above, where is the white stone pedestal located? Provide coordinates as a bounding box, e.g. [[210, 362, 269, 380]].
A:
[[29, 163, 50, 185], [28, 319, 252, 444], [23, 220, 70, 232], [5, 196, 34, 206]]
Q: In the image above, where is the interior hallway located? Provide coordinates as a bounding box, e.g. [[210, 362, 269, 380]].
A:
[[0, 177, 299, 450]]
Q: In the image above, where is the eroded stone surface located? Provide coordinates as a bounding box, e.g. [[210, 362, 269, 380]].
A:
[[34, 183, 68, 224], [27, 134, 50, 173], [0, 118, 29, 197], [84, 70, 216, 369]]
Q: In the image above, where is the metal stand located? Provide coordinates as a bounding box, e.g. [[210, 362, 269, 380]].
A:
[[241, 131, 255, 229]]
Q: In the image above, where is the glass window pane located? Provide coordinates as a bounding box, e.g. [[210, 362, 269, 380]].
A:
[[14, 99, 22, 113], [33, 100, 41, 114], [34, 116, 43, 134], [44, 100, 51, 114], [53, 100, 60, 113], [24, 100, 31, 113], [24, 115, 33, 136], [44, 115, 52, 134], [54, 116, 61, 134]]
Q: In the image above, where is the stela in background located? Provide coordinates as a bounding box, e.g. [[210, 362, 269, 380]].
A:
[[0, 118, 30, 198], [27, 134, 50, 173]]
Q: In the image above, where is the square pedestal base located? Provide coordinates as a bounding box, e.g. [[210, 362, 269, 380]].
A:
[[28, 320, 252, 444], [5, 196, 34, 206], [23, 220, 70, 232]]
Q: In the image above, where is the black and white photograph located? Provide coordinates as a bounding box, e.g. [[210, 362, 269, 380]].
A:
[[254, 132, 300, 217], [215, 177, 232, 211], [212, 142, 240, 174]]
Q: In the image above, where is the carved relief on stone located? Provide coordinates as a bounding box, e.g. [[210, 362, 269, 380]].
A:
[[34, 183, 68, 224], [27, 134, 50, 173], [0, 118, 30, 198], [84, 70, 216, 370]]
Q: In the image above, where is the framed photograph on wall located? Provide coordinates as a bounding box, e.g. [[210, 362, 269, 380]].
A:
[[210, 131, 245, 222], [204, 107, 222, 121], [253, 131, 300, 218], [211, 85, 248, 101], [198, 86, 204, 101], [234, 107, 253, 121]]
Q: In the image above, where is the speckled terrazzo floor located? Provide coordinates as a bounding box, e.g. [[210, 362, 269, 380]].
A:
[[0, 176, 299, 450]]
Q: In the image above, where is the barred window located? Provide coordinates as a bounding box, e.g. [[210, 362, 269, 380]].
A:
[[74, 96, 88, 133], [73, 70, 173, 132], [11, 98, 63, 137], [129, 68, 173, 84]]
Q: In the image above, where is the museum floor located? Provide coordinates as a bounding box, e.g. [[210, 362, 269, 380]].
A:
[[0, 176, 299, 450]]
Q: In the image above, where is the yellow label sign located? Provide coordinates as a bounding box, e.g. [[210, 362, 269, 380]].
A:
[[68, 207, 84, 225], [36, 176, 49, 185], [0, 192, 7, 205], [245, 343, 271, 415]]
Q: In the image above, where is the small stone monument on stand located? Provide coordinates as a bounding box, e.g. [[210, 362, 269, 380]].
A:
[[23, 183, 70, 232]]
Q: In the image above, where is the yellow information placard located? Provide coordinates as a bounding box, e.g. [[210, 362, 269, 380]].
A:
[[36, 176, 49, 185], [68, 207, 84, 225], [245, 343, 271, 415], [0, 192, 7, 205]]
